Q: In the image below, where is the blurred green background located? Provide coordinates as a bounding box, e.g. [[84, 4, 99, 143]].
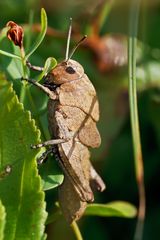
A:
[[0, 0, 160, 239]]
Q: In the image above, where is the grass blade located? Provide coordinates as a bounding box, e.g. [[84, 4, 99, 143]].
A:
[[128, 1, 146, 239]]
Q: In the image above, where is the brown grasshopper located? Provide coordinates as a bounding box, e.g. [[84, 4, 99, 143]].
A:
[[23, 19, 105, 223]]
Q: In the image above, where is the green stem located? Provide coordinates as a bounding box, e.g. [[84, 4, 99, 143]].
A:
[[20, 46, 27, 77], [26, 87, 47, 140], [70, 221, 83, 240], [19, 83, 26, 103], [19, 46, 28, 104], [128, 1, 146, 240]]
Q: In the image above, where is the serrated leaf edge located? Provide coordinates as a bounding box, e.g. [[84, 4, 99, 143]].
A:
[[2, 80, 48, 238], [0, 200, 6, 240]]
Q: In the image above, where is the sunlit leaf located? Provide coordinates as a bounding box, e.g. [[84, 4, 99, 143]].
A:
[[85, 201, 137, 218], [37, 57, 57, 81]]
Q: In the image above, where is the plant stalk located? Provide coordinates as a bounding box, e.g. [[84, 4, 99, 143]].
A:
[[70, 221, 83, 240], [128, 0, 146, 240]]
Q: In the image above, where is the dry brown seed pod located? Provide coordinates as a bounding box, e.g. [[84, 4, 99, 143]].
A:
[[6, 21, 24, 48], [24, 19, 106, 224]]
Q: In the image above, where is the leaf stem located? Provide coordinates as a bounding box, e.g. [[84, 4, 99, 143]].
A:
[[70, 221, 83, 240], [19, 45, 28, 103], [128, 1, 146, 240]]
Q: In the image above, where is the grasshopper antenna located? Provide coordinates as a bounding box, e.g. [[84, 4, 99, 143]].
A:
[[67, 35, 87, 61], [65, 18, 72, 61]]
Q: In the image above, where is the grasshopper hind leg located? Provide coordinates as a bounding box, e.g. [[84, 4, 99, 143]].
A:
[[90, 165, 106, 192]]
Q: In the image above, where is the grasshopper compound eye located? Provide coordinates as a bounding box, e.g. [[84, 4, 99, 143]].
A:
[[65, 66, 76, 74]]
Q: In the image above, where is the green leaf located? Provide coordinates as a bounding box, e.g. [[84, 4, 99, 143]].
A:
[[0, 76, 47, 239], [37, 57, 57, 81], [41, 233, 47, 240], [0, 27, 8, 42], [85, 201, 137, 218], [6, 56, 23, 80], [39, 157, 64, 191], [25, 8, 47, 59], [0, 200, 6, 240]]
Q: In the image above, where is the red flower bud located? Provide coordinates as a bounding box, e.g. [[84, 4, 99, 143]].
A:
[[6, 21, 24, 48]]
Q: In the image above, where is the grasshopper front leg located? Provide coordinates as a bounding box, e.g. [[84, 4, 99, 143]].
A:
[[31, 139, 68, 149], [26, 60, 44, 72], [21, 77, 58, 100]]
